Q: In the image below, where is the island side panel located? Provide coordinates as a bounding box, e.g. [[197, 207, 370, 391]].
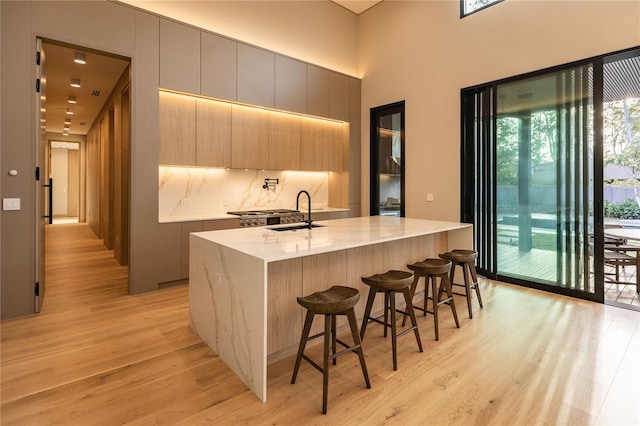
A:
[[447, 225, 473, 251], [345, 239, 411, 321], [189, 234, 268, 402], [302, 250, 348, 336]]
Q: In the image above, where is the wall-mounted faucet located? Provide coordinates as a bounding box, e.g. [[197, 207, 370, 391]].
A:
[[262, 178, 279, 190], [296, 190, 312, 228]]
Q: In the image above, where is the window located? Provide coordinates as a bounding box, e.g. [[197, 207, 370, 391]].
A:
[[461, 0, 503, 17]]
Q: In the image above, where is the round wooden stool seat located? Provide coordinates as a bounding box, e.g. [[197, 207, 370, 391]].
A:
[[439, 249, 477, 264], [296, 286, 360, 314], [361, 270, 413, 291], [408, 258, 452, 276]]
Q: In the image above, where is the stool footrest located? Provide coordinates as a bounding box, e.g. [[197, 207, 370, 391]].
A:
[[396, 326, 419, 339]]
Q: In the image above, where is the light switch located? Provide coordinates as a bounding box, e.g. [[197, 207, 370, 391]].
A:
[[426, 193, 434, 202], [3, 198, 21, 211]]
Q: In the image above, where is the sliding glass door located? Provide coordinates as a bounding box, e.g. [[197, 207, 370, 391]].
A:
[[462, 62, 601, 300]]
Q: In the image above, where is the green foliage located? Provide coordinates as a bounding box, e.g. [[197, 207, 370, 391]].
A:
[[604, 198, 640, 219]]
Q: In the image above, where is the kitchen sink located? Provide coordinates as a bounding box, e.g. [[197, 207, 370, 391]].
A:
[[268, 223, 326, 232]]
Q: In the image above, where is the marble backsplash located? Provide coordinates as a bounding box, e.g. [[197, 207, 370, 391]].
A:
[[159, 166, 329, 218]]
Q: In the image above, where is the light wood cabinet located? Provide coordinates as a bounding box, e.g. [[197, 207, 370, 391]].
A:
[[159, 92, 196, 166], [268, 112, 300, 170], [323, 121, 344, 172], [330, 72, 350, 121], [231, 105, 269, 169], [201, 32, 237, 100], [267, 259, 303, 354], [349, 78, 361, 204], [237, 43, 274, 107], [275, 55, 306, 114], [300, 119, 324, 171], [159, 19, 200, 94], [307, 65, 330, 118], [196, 98, 232, 168]]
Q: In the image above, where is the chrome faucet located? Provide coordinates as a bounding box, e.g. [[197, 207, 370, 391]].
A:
[[296, 190, 312, 228]]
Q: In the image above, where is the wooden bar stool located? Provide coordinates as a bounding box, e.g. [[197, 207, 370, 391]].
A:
[[439, 249, 483, 319], [360, 270, 423, 371], [291, 285, 370, 414], [403, 258, 460, 341]]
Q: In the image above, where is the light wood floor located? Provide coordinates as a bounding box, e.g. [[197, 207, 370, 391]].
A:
[[1, 223, 639, 425]]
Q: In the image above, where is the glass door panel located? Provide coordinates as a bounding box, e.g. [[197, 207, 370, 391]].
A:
[[494, 65, 594, 293]]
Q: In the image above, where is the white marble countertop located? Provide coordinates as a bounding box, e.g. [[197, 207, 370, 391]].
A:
[[191, 216, 471, 262], [159, 207, 350, 224]]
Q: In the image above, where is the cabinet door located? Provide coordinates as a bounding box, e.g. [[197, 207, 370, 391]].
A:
[[330, 72, 350, 121], [275, 55, 306, 114], [196, 98, 232, 168], [231, 105, 269, 169], [201, 32, 237, 100], [159, 19, 200, 94], [307, 65, 330, 118], [300, 119, 324, 171], [159, 92, 196, 166], [237, 43, 274, 107], [268, 112, 301, 170], [323, 121, 344, 172]]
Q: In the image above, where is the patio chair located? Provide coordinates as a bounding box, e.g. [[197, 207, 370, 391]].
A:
[[604, 243, 640, 293]]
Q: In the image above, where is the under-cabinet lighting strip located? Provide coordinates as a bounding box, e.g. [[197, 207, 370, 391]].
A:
[[159, 88, 346, 125]]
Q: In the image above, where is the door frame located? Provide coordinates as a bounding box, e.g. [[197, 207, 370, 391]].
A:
[[370, 101, 406, 217]]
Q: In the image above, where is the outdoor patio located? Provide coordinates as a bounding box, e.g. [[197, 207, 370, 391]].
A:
[[496, 240, 640, 310]]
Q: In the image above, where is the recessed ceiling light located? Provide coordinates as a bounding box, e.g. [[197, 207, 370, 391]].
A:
[[62, 132, 69, 136], [67, 96, 77, 104], [66, 108, 74, 115], [64, 118, 71, 124], [70, 78, 81, 88], [74, 52, 87, 65]]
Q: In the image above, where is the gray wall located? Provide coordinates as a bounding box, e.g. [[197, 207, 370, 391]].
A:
[[1, 1, 161, 318]]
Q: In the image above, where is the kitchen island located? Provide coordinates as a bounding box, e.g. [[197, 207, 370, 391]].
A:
[[189, 216, 472, 402]]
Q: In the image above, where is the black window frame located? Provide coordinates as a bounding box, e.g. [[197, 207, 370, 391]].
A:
[[460, 0, 504, 18]]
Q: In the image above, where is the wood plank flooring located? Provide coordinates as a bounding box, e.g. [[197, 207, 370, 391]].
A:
[[1, 223, 639, 425]]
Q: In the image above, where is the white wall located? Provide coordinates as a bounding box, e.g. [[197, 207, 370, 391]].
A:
[[359, 0, 640, 221], [51, 148, 69, 215]]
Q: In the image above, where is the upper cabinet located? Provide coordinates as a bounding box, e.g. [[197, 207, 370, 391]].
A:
[[237, 44, 275, 107], [196, 98, 232, 168], [201, 32, 237, 100], [159, 91, 196, 165], [268, 112, 301, 170], [307, 65, 330, 118], [231, 105, 269, 169], [330, 73, 350, 122], [275, 56, 307, 114], [159, 19, 200, 94]]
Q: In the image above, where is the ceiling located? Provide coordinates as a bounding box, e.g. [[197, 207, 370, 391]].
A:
[[42, 41, 129, 136], [331, 0, 382, 14]]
